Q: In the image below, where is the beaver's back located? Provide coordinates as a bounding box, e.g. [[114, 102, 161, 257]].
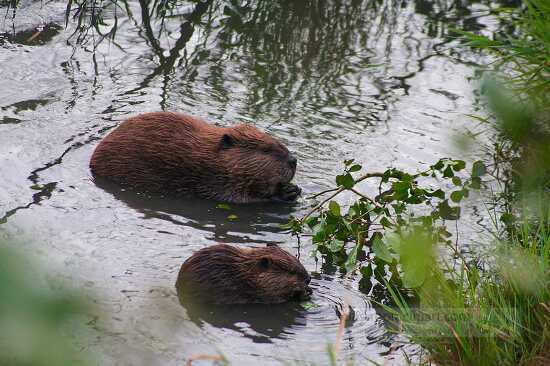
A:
[[176, 244, 312, 304], [90, 111, 300, 202], [90, 112, 219, 193]]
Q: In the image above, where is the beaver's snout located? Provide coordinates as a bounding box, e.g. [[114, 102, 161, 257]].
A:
[[288, 154, 297, 170], [291, 286, 312, 301], [272, 182, 301, 202]]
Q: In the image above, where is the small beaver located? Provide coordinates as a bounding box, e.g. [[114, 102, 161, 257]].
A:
[[176, 244, 312, 304], [90, 112, 301, 203]]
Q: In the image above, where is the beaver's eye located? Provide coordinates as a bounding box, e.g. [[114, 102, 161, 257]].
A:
[[220, 134, 234, 149], [259, 257, 272, 270]]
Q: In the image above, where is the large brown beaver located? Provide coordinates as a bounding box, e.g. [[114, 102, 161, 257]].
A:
[[176, 244, 312, 304], [90, 112, 300, 203]]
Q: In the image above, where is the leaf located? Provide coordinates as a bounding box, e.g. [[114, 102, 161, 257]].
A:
[[432, 159, 445, 171], [398, 230, 435, 288], [443, 166, 454, 178], [327, 239, 344, 253], [500, 212, 514, 225], [305, 216, 318, 228], [360, 264, 373, 279], [471, 160, 487, 177], [437, 200, 461, 220], [427, 189, 445, 199], [450, 190, 464, 203], [344, 244, 360, 273], [336, 173, 355, 189], [452, 160, 466, 171], [227, 214, 238, 221], [216, 203, 231, 210], [372, 237, 393, 263], [439, 227, 453, 238], [301, 301, 319, 310], [342, 219, 352, 232], [391, 181, 410, 200], [328, 201, 341, 217], [420, 216, 433, 227], [349, 164, 362, 172], [451, 176, 462, 186], [470, 176, 482, 189], [401, 260, 427, 288], [406, 195, 423, 204], [392, 203, 405, 215], [344, 159, 354, 166], [312, 223, 326, 242], [280, 218, 299, 230], [380, 216, 393, 228]]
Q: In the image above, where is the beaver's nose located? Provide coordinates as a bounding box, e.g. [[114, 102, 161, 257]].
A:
[[288, 155, 297, 169]]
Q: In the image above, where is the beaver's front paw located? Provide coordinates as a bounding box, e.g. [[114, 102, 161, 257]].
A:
[[272, 183, 302, 202]]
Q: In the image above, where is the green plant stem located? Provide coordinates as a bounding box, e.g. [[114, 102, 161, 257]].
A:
[[301, 172, 394, 222]]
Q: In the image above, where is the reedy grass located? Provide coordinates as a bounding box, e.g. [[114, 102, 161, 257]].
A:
[[385, 212, 550, 366], [460, 0, 550, 106]]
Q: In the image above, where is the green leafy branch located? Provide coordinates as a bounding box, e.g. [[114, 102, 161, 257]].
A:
[[284, 158, 487, 292]]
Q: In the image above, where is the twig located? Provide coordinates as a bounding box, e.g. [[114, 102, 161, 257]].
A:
[[354, 171, 387, 184], [333, 300, 350, 358], [186, 354, 224, 366], [301, 172, 389, 223], [26, 29, 42, 42], [307, 187, 339, 200], [347, 209, 376, 225], [349, 188, 383, 209], [301, 186, 346, 223]]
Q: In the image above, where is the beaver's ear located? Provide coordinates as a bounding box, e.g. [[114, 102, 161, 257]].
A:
[[259, 257, 272, 270], [220, 134, 233, 149]]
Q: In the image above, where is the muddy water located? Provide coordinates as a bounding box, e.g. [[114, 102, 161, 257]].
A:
[[1, 0, 504, 364]]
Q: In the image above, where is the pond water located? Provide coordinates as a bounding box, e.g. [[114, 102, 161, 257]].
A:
[[0, 0, 507, 364]]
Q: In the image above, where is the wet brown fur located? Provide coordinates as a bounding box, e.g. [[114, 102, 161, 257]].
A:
[[176, 244, 311, 304], [90, 112, 297, 203]]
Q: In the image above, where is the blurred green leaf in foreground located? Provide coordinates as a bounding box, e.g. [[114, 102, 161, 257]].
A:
[[0, 238, 93, 366]]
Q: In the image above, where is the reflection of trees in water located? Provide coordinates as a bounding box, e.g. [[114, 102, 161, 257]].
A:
[[208, 0, 385, 126], [141, 0, 520, 126], [5, 0, 521, 123]]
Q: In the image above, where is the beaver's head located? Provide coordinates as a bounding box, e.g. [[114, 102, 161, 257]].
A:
[[176, 244, 312, 305], [216, 124, 300, 203]]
